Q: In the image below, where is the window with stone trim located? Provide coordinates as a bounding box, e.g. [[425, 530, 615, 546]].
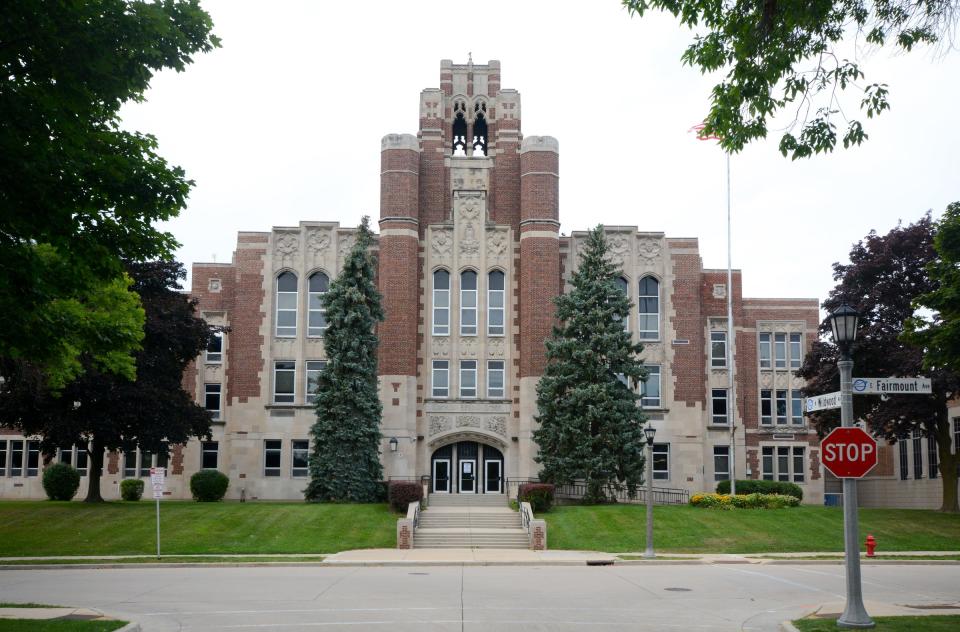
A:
[[0, 440, 6, 476], [8, 440, 23, 477], [641, 364, 661, 408], [432, 360, 449, 398], [26, 440, 39, 477], [264, 440, 281, 477], [653, 443, 669, 480], [487, 270, 505, 336], [758, 330, 803, 369], [912, 431, 923, 480], [638, 276, 660, 340], [273, 361, 296, 404], [292, 440, 309, 477], [275, 272, 298, 337], [711, 389, 728, 424], [308, 272, 329, 337], [205, 331, 223, 363], [460, 360, 477, 398], [761, 445, 805, 482], [487, 360, 505, 398], [123, 450, 137, 478], [761, 389, 802, 426], [790, 333, 802, 368], [305, 360, 326, 404], [204, 383, 222, 420], [899, 440, 909, 480], [928, 435, 939, 479], [713, 445, 730, 481], [202, 441, 218, 470], [432, 269, 450, 336], [460, 270, 477, 336], [711, 331, 727, 368]]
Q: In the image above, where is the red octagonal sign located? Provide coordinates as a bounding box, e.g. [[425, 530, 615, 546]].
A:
[[820, 427, 878, 479]]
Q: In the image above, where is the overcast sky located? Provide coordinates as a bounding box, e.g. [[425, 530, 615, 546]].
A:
[[119, 0, 960, 309]]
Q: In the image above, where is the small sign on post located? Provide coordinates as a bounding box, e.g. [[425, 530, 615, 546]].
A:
[[805, 391, 842, 413], [150, 467, 165, 558], [852, 377, 932, 395]]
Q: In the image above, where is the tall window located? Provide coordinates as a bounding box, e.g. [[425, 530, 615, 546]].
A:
[[460, 360, 477, 398], [75, 447, 88, 476], [899, 440, 909, 480], [711, 389, 728, 424], [912, 431, 923, 479], [292, 440, 309, 477], [790, 333, 802, 368], [204, 383, 222, 420], [713, 445, 730, 481], [928, 435, 939, 479], [487, 270, 505, 336], [761, 390, 772, 425], [774, 333, 787, 369], [124, 451, 137, 478], [487, 360, 505, 398], [308, 272, 329, 337], [759, 333, 771, 368], [9, 440, 23, 476], [275, 272, 298, 337], [638, 276, 660, 340], [460, 270, 477, 336], [432, 269, 450, 336], [641, 365, 661, 408], [762, 446, 805, 482], [776, 390, 788, 424], [0, 440, 6, 476], [759, 331, 803, 368], [305, 360, 326, 404], [790, 390, 803, 424], [652, 443, 669, 480], [139, 450, 153, 477], [710, 331, 727, 368], [432, 360, 449, 398], [273, 361, 295, 404], [26, 440, 39, 477], [205, 331, 223, 363], [264, 440, 281, 477], [615, 277, 629, 332], [201, 441, 218, 469]]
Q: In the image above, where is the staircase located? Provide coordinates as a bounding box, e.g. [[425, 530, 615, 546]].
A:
[[414, 494, 528, 549]]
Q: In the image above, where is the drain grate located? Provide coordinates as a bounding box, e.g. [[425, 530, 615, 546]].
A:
[[586, 560, 615, 566], [664, 587, 692, 592]]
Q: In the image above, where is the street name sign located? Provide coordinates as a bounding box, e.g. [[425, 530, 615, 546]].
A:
[[820, 427, 878, 478], [805, 391, 841, 413], [851, 377, 932, 395]]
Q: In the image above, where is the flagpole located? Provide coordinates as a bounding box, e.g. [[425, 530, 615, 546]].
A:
[[726, 151, 736, 496]]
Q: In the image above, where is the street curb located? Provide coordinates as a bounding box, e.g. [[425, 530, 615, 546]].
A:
[[778, 621, 801, 632], [762, 559, 960, 565], [116, 623, 141, 632]]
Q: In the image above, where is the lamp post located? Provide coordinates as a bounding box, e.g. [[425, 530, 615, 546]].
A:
[[828, 303, 874, 629], [643, 423, 657, 559]]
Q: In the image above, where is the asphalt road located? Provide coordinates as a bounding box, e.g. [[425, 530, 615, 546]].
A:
[[0, 563, 957, 631]]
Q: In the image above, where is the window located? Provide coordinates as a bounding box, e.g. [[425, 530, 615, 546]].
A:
[[432, 269, 450, 336], [292, 440, 309, 477], [58, 446, 72, 466], [124, 451, 137, 478], [711, 389, 728, 425], [460, 270, 477, 336], [641, 365, 661, 408], [305, 361, 326, 404], [264, 440, 281, 477], [275, 272, 298, 337], [273, 361, 295, 404], [652, 443, 669, 480], [762, 390, 802, 426], [759, 333, 771, 369], [638, 277, 660, 340], [790, 390, 803, 425], [201, 441, 218, 470], [206, 331, 223, 363], [0, 440, 6, 476], [487, 360, 505, 398], [774, 333, 787, 369], [139, 450, 153, 477], [75, 447, 88, 476], [761, 390, 772, 425], [762, 446, 805, 482], [790, 333, 802, 369], [204, 383, 222, 420], [487, 270, 505, 336], [615, 277, 629, 332], [928, 435, 939, 479], [26, 440, 39, 477], [955, 417, 960, 454], [10, 441, 23, 476], [432, 360, 449, 398], [308, 272, 329, 337], [713, 445, 730, 481], [776, 390, 788, 424], [912, 431, 923, 480], [711, 331, 727, 368], [460, 360, 477, 398], [899, 440, 909, 480], [156, 444, 168, 471]]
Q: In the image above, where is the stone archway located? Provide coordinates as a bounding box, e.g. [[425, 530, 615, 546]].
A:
[[429, 440, 505, 494]]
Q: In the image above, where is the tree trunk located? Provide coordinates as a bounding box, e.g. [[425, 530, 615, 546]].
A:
[[937, 428, 958, 513], [83, 436, 104, 503]]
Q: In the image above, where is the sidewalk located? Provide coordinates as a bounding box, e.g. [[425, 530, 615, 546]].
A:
[[781, 599, 960, 631], [0, 606, 138, 631]]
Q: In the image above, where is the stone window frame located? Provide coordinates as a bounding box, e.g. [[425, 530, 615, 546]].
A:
[[487, 269, 506, 337], [641, 364, 661, 409], [459, 359, 477, 398], [205, 331, 224, 364], [638, 275, 661, 341], [760, 389, 804, 426], [275, 271, 298, 338], [487, 359, 505, 398], [307, 270, 330, 338], [201, 441, 219, 470], [652, 443, 670, 480], [204, 383, 222, 420], [912, 430, 924, 480], [273, 360, 296, 404], [57, 444, 91, 476], [711, 388, 728, 425], [758, 330, 804, 369], [761, 444, 806, 483], [432, 360, 450, 398], [460, 269, 478, 337], [291, 440, 309, 478], [264, 439, 282, 477], [432, 268, 451, 336], [710, 330, 727, 368], [713, 445, 731, 481], [305, 360, 326, 405]]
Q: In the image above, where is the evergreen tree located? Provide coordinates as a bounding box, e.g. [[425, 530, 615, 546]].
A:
[[533, 226, 648, 503], [305, 217, 385, 502]]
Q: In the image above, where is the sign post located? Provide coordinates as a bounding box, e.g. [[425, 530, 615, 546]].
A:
[[150, 467, 165, 559]]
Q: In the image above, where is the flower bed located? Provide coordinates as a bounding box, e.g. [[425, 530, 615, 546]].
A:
[[690, 492, 800, 510]]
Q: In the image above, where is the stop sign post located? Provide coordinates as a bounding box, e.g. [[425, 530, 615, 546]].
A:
[[820, 427, 878, 479]]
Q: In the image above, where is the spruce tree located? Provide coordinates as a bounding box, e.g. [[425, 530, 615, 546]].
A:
[[305, 217, 385, 502], [532, 226, 648, 503]]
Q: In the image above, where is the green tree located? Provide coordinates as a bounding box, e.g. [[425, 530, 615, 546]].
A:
[[533, 226, 648, 503], [622, 1, 957, 159], [0, 261, 216, 502], [305, 218, 386, 503], [0, 0, 219, 387]]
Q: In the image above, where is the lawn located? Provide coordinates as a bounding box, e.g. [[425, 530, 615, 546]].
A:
[[0, 501, 396, 557], [0, 622, 126, 632], [544, 505, 960, 553], [793, 615, 960, 631]]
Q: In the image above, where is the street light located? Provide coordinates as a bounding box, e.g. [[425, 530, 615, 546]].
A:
[[643, 423, 656, 559], [827, 303, 874, 629]]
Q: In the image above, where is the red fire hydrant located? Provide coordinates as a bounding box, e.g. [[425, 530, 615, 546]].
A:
[[865, 534, 877, 557]]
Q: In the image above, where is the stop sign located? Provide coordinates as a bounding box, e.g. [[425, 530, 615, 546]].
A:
[[820, 427, 878, 478]]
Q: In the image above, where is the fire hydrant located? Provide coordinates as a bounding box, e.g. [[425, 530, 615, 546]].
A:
[[865, 534, 877, 557]]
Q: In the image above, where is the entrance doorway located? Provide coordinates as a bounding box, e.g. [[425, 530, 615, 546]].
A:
[[485, 460, 502, 493], [459, 459, 476, 493], [430, 441, 504, 494], [432, 459, 451, 493]]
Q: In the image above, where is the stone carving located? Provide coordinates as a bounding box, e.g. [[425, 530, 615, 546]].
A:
[[488, 338, 505, 357], [459, 196, 481, 220], [306, 229, 331, 255], [775, 373, 789, 387], [460, 337, 478, 357], [487, 230, 507, 257], [637, 237, 662, 260], [456, 415, 481, 428], [608, 234, 630, 266], [460, 222, 480, 256], [432, 337, 450, 357], [337, 233, 356, 266], [760, 372, 773, 388], [274, 233, 299, 267], [486, 416, 507, 437], [428, 416, 449, 436], [431, 229, 453, 256]]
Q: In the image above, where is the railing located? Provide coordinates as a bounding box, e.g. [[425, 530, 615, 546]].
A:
[[519, 500, 532, 533], [506, 477, 690, 505], [407, 500, 420, 529]]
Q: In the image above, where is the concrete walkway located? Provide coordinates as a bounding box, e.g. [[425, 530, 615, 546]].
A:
[[0, 606, 138, 630], [324, 548, 617, 565]]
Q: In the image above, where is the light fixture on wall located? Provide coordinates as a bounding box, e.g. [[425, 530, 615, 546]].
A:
[[389, 437, 398, 453]]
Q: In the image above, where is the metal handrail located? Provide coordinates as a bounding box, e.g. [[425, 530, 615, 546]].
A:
[[506, 477, 690, 505], [519, 501, 532, 533], [406, 501, 420, 530]]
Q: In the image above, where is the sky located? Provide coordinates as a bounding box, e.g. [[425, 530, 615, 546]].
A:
[[119, 0, 960, 307]]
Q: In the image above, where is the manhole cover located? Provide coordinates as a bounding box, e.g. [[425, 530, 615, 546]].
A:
[[664, 587, 692, 592]]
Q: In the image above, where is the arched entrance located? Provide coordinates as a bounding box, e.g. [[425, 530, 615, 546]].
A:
[[430, 441, 504, 494]]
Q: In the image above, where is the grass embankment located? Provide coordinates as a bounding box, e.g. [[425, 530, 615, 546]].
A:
[[0, 501, 396, 556], [544, 505, 960, 553], [0, 622, 126, 632], [794, 615, 960, 631]]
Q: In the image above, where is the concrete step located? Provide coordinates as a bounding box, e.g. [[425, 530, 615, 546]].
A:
[[428, 494, 507, 506]]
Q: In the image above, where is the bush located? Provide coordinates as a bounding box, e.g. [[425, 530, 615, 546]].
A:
[[42, 462, 81, 501], [690, 492, 800, 509], [518, 483, 555, 512], [716, 479, 803, 502], [388, 480, 422, 512], [120, 478, 145, 501], [190, 469, 229, 502]]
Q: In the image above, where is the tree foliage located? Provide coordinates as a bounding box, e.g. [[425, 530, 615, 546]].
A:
[[797, 213, 960, 512], [533, 226, 648, 503], [0, 0, 219, 386], [305, 218, 386, 503], [0, 261, 216, 502], [622, 0, 957, 158]]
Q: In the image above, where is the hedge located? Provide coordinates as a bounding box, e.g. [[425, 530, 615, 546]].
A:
[[691, 492, 800, 509], [190, 469, 229, 502], [42, 463, 80, 501], [518, 483, 555, 512], [120, 478, 145, 501], [716, 479, 803, 501], [388, 480, 422, 513]]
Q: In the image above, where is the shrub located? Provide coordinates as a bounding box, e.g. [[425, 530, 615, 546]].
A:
[[691, 492, 800, 509], [120, 478, 145, 501], [190, 469, 229, 502], [42, 462, 81, 501], [716, 479, 803, 502], [518, 483, 555, 512], [388, 480, 422, 512]]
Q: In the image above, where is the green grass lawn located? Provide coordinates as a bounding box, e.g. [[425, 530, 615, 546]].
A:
[[793, 615, 960, 631], [0, 622, 126, 632], [0, 501, 396, 557], [544, 505, 960, 553]]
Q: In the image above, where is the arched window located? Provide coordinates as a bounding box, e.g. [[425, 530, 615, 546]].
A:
[[615, 276, 629, 332], [638, 276, 660, 340], [472, 101, 488, 156], [308, 272, 329, 337], [451, 100, 467, 156], [460, 270, 478, 335], [275, 272, 298, 337], [488, 270, 505, 336], [433, 269, 450, 335]]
